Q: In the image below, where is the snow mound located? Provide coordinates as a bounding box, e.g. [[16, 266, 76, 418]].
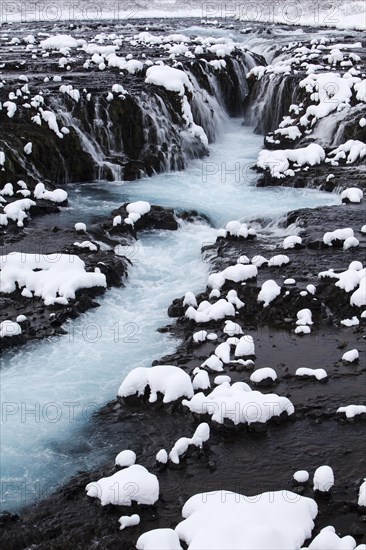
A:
[[175, 489, 317, 549], [118, 365, 194, 403], [283, 235, 302, 249], [86, 464, 159, 506], [358, 480, 366, 507], [268, 254, 290, 267], [257, 144, 325, 179], [40, 35, 79, 50], [323, 228, 354, 246], [182, 382, 294, 425], [186, 299, 235, 323]]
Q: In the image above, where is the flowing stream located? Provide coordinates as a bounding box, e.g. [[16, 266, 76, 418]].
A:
[[0, 118, 339, 512]]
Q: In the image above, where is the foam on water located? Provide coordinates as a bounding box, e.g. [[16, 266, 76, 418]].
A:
[[0, 120, 339, 512]]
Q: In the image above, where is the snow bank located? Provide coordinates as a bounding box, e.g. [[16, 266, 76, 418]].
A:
[[118, 365, 194, 403], [182, 382, 294, 425], [0, 252, 106, 305], [86, 464, 159, 506]]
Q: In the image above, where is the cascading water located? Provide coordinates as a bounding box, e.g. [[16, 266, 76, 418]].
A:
[[0, 116, 340, 513]]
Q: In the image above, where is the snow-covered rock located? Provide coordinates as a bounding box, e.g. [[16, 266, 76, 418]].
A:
[[174, 489, 317, 549], [86, 464, 159, 506], [118, 365, 194, 403], [182, 382, 294, 425], [342, 349, 359, 363], [0, 320, 22, 338], [137, 528, 182, 550], [258, 280, 281, 307], [337, 405, 366, 418], [341, 187, 363, 203], [118, 514, 140, 530], [294, 470, 310, 484], [250, 368, 277, 384], [115, 450, 136, 468], [301, 525, 356, 549], [358, 480, 366, 507], [313, 465, 334, 492], [296, 368, 327, 381]]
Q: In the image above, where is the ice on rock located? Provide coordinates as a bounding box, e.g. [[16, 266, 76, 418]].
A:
[[0, 253, 106, 305], [294, 470, 310, 483], [342, 349, 359, 363], [283, 235, 302, 249], [313, 465, 334, 492], [301, 525, 356, 549], [137, 528, 183, 550], [358, 479, 366, 507], [337, 405, 366, 418], [174, 489, 317, 549], [235, 335, 255, 357], [115, 450, 136, 468], [118, 365, 194, 403], [86, 464, 159, 506], [0, 320, 22, 338], [183, 382, 294, 425], [258, 280, 281, 307], [296, 368, 328, 381], [118, 514, 140, 530], [341, 187, 363, 203], [250, 367, 277, 383]]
